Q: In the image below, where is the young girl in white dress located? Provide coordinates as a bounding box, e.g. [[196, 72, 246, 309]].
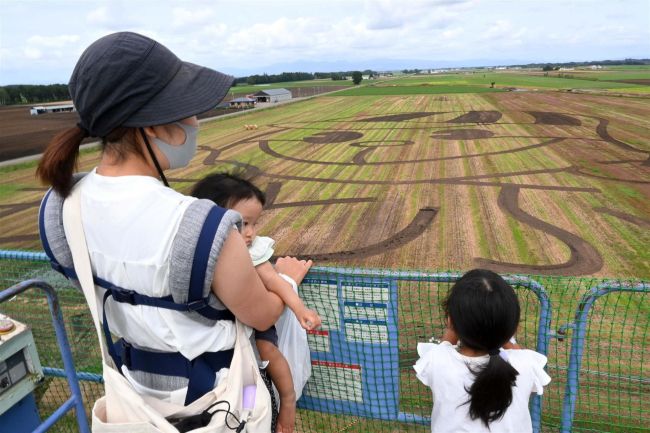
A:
[[414, 269, 551, 433], [192, 172, 321, 433]]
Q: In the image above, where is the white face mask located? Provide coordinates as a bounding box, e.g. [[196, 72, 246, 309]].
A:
[[153, 122, 199, 169]]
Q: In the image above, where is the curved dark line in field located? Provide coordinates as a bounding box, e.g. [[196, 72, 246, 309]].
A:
[[0, 234, 40, 243], [198, 145, 222, 165], [268, 197, 377, 209], [0, 201, 41, 219], [474, 185, 603, 276], [260, 169, 599, 192], [264, 182, 283, 207], [283, 208, 438, 262], [20, 187, 48, 192], [261, 138, 565, 166], [594, 117, 650, 160], [594, 159, 647, 165], [567, 167, 650, 184], [352, 148, 374, 164], [593, 207, 650, 229], [526, 111, 582, 126]]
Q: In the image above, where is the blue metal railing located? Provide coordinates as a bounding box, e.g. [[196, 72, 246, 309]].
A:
[[560, 282, 650, 433], [0, 279, 90, 433]]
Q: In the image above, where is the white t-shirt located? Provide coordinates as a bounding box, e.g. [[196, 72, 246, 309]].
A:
[[79, 169, 238, 401], [414, 341, 551, 433]]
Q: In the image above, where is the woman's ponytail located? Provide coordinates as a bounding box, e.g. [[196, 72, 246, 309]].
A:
[[36, 126, 87, 197], [466, 351, 519, 427]]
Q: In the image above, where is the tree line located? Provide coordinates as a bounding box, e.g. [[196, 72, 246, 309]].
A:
[[2, 67, 380, 104], [233, 70, 377, 86], [0, 84, 69, 106]]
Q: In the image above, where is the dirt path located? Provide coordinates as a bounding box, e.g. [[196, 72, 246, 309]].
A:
[[282, 207, 438, 262], [474, 185, 603, 275], [593, 207, 650, 228]]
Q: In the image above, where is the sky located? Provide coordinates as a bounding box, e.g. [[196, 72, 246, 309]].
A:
[[1, 0, 649, 85]]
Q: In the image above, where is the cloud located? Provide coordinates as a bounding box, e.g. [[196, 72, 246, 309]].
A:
[[172, 7, 215, 28], [24, 47, 42, 60], [27, 34, 79, 48], [86, 2, 140, 29]]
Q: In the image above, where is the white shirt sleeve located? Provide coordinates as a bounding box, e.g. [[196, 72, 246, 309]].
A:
[[521, 350, 552, 395], [413, 342, 450, 389], [248, 236, 275, 266]]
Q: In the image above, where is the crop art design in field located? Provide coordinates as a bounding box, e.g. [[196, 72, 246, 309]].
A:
[[1, 96, 648, 277]]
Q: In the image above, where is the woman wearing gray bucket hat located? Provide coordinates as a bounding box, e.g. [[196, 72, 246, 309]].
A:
[[36, 32, 307, 429]]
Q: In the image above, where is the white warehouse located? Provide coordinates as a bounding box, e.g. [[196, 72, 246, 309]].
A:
[[252, 88, 292, 103]]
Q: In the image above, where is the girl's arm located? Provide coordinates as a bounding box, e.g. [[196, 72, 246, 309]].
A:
[[256, 340, 296, 433], [211, 229, 284, 330], [256, 260, 322, 330]]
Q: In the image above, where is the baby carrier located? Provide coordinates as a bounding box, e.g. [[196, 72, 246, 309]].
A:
[[39, 175, 272, 432]]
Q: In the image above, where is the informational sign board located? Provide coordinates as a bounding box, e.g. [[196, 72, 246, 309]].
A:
[[297, 272, 399, 420]]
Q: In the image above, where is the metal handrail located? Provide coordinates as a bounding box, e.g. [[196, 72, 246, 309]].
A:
[[0, 279, 90, 433]]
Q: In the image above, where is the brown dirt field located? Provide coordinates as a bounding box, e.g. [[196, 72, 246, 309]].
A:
[[0, 105, 244, 162], [0, 85, 345, 163], [611, 79, 650, 86]]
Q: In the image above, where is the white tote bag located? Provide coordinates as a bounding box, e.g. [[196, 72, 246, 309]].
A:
[[62, 180, 272, 432], [275, 304, 311, 400]]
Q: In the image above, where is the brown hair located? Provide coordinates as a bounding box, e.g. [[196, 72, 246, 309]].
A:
[[37, 126, 145, 197]]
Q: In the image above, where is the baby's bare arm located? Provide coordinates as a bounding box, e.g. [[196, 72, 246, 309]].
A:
[[256, 261, 322, 330]]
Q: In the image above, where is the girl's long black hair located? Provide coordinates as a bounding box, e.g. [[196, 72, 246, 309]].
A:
[[444, 269, 521, 427]]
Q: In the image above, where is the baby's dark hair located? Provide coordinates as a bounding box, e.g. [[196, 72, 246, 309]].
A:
[[191, 172, 266, 208], [444, 269, 520, 427]]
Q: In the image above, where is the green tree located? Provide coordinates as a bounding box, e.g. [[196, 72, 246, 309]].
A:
[[352, 71, 363, 85]]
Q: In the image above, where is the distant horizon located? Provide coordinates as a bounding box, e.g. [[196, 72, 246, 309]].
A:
[[1, 0, 648, 85], [2, 57, 648, 86]]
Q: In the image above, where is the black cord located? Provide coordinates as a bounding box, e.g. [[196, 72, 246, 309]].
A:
[[139, 127, 170, 187], [167, 400, 248, 432]]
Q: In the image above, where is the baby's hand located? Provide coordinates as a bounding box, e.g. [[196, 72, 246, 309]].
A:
[[276, 400, 296, 433], [298, 308, 322, 330], [275, 256, 313, 285]]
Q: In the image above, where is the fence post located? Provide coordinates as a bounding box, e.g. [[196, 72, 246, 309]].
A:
[[560, 282, 650, 433], [0, 279, 91, 433]]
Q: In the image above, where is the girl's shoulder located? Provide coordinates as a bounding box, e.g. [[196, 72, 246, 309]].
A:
[[413, 342, 460, 387]]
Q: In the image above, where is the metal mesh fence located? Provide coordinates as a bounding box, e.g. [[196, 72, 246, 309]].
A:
[[0, 250, 648, 433]]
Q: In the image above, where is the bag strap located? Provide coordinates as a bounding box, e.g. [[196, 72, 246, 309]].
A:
[[61, 179, 113, 365]]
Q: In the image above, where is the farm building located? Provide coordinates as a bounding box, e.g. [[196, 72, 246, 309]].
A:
[[253, 88, 292, 103], [29, 104, 75, 115], [228, 97, 256, 108]]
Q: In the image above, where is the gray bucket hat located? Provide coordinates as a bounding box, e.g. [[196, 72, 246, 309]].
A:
[[69, 32, 234, 138]]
